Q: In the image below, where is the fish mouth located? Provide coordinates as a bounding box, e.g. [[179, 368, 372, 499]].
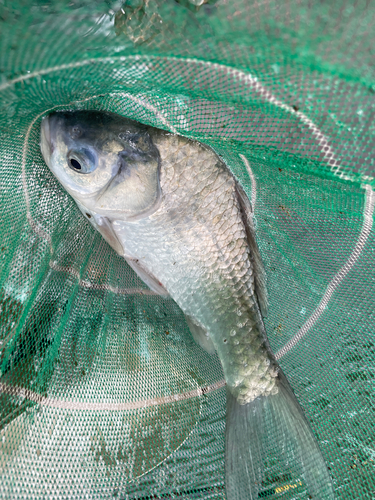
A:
[[41, 115, 50, 144], [40, 115, 54, 162]]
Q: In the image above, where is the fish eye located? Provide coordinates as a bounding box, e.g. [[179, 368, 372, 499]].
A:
[[69, 158, 82, 170], [67, 149, 96, 174]]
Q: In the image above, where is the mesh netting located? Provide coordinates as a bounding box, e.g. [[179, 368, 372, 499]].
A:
[[0, 0, 374, 498]]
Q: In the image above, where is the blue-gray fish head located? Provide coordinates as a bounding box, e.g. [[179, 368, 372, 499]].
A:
[[40, 110, 161, 220]]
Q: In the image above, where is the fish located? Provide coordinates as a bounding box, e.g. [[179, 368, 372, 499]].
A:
[[40, 110, 335, 499]]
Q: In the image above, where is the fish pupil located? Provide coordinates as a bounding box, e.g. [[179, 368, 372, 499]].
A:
[[70, 158, 81, 170]]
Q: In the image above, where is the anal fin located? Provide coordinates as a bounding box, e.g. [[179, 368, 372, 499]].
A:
[[184, 314, 215, 354], [77, 203, 124, 257]]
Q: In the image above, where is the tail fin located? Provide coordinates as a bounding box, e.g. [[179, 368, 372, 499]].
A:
[[225, 371, 335, 499]]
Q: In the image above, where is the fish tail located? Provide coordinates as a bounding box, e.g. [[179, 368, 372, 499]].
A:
[[225, 371, 335, 499]]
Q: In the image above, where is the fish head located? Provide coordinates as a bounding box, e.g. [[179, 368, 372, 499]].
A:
[[40, 110, 161, 220]]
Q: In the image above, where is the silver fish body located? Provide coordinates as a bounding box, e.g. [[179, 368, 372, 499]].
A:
[[41, 110, 335, 499], [109, 130, 279, 404]]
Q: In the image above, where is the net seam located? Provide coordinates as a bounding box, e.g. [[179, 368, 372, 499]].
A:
[[0, 379, 226, 411], [239, 153, 375, 360], [239, 154, 257, 210], [7, 55, 355, 177], [49, 261, 158, 295], [275, 184, 375, 359]]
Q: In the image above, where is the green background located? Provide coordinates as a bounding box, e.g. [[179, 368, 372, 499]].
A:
[[0, 1, 374, 498]]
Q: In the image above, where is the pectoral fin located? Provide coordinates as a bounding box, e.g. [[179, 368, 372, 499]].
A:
[[124, 257, 169, 296], [77, 202, 124, 256], [77, 202, 169, 295]]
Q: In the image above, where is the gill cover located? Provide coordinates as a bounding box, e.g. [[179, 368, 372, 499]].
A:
[[40, 110, 161, 221]]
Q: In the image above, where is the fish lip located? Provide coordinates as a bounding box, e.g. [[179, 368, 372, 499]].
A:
[[40, 115, 54, 158], [41, 116, 50, 145]]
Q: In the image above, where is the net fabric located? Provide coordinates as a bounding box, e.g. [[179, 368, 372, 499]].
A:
[[0, 0, 374, 498]]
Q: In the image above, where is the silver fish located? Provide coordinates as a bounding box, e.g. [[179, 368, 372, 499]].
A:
[[40, 110, 334, 499]]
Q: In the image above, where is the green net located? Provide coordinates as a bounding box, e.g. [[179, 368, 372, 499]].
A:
[[0, 0, 374, 498]]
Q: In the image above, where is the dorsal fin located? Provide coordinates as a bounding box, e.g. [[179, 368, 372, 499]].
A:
[[235, 181, 268, 317]]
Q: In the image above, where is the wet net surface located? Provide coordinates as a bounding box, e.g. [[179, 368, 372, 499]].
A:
[[0, 1, 374, 498]]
